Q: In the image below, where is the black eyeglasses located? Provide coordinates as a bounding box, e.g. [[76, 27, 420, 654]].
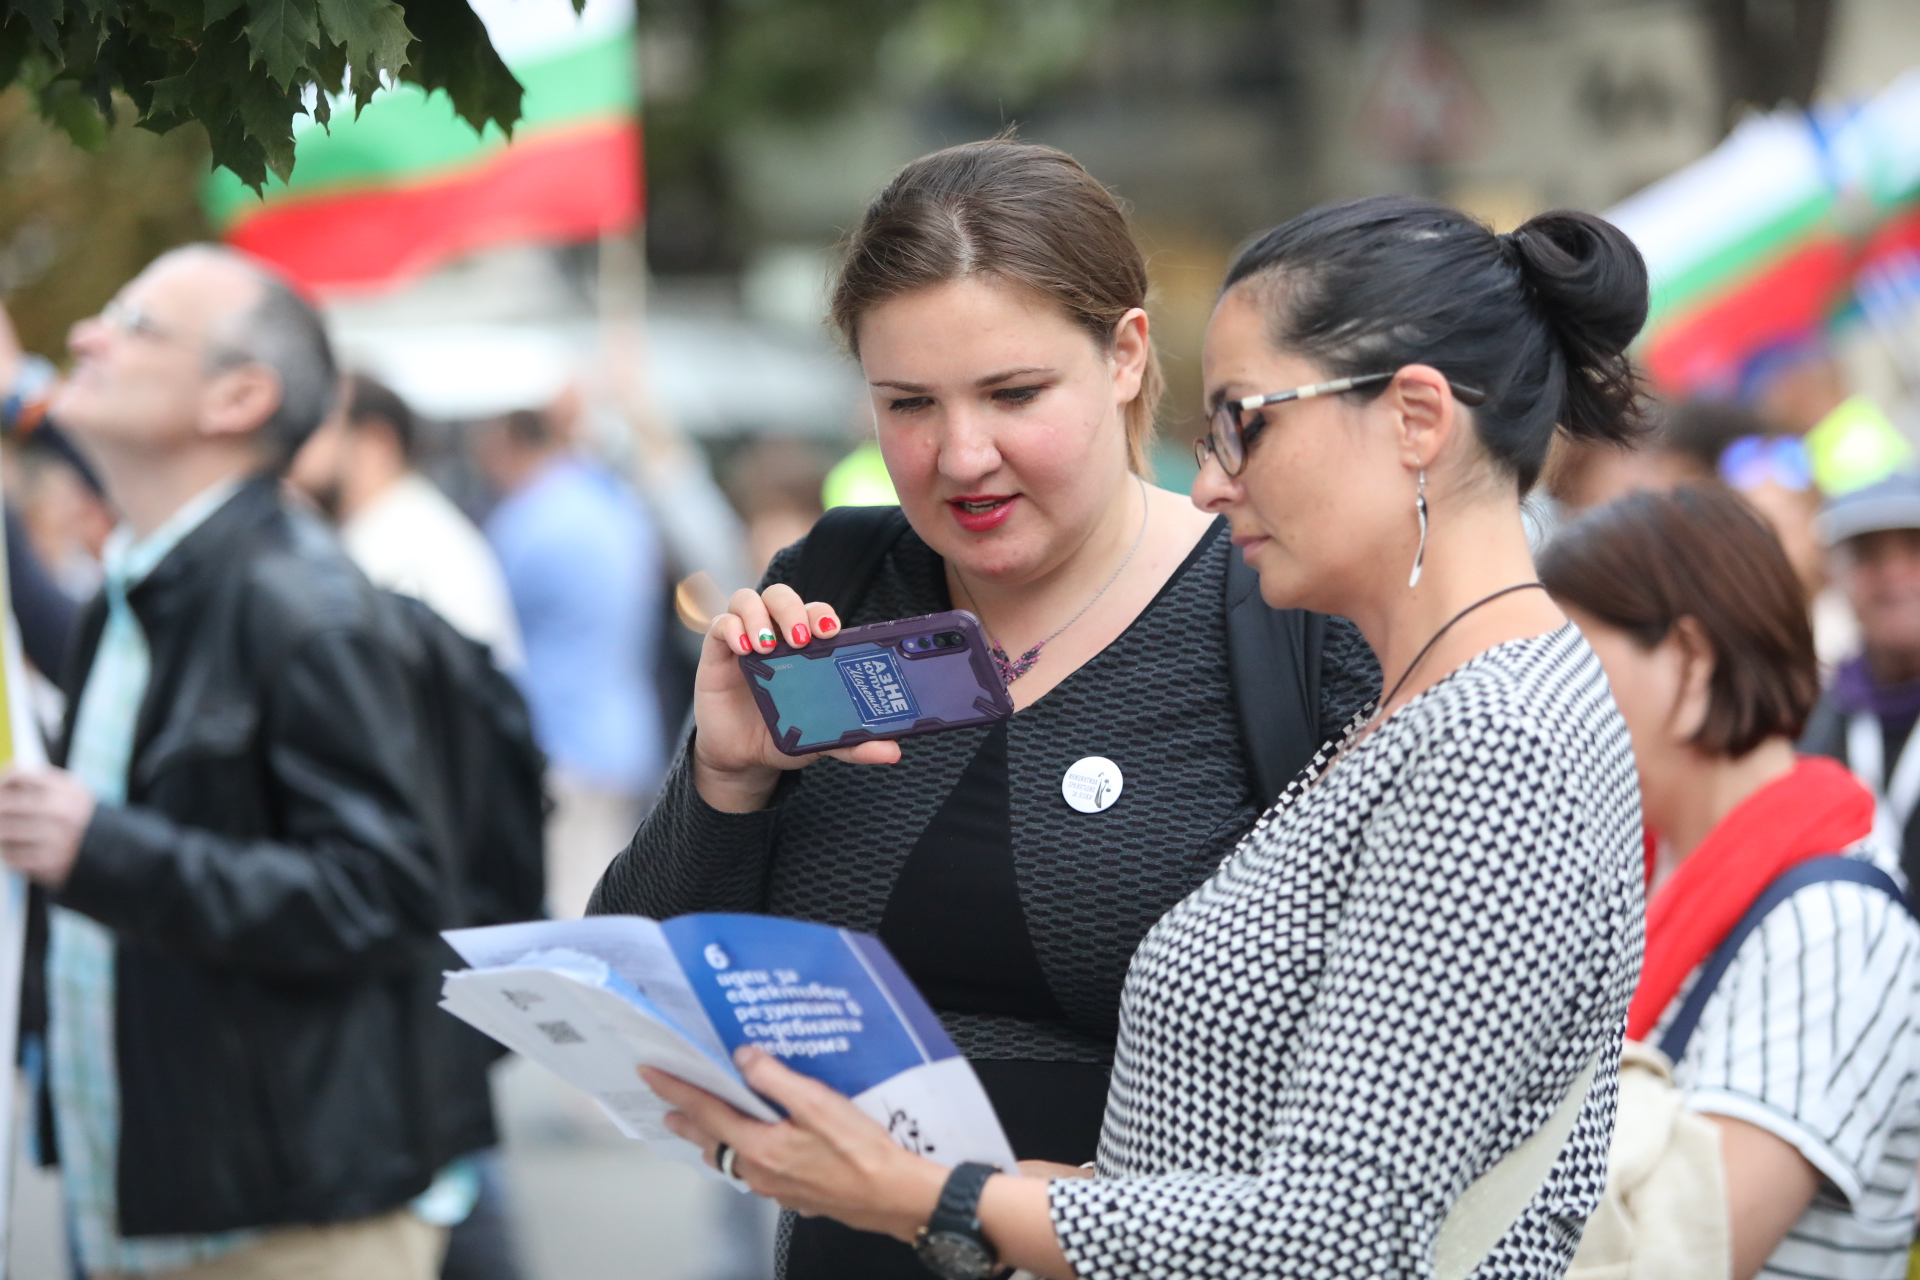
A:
[[1194, 370, 1488, 477]]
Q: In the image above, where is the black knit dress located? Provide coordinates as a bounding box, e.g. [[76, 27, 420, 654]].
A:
[[588, 517, 1379, 1278]]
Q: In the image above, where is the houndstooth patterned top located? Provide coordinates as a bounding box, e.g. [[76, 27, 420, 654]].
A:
[[1049, 624, 1644, 1280]]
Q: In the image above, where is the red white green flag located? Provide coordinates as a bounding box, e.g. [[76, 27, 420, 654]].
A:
[[1607, 71, 1920, 397], [205, 0, 639, 294]]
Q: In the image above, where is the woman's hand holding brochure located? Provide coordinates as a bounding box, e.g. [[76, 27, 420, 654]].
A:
[[438, 912, 1016, 1179]]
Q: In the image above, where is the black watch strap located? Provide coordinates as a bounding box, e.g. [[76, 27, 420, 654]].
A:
[[914, 1161, 1004, 1279], [928, 1161, 998, 1235]]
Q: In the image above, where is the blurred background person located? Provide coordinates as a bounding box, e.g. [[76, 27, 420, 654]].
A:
[[1539, 431, 1695, 519], [0, 245, 490, 1280], [1802, 471, 1920, 905], [287, 372, 529, 1280], [9, 424, 113, 604], [0, 312, 114, 681], [1744, 336, 1911, 497], [722, 437, 829, 580], [1542, 396, 1862, 666], [1669, 398, 1858, 665], [475, 399, 665, 920], [1543, 484, 1920, 1280], [289, 373, 524, 669]]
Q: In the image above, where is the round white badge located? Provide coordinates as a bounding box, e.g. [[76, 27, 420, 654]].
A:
[[1062, 756, 1124, 814]]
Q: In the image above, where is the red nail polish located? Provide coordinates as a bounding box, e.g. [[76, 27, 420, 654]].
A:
[[791, 623, 811, 647], [735, 634, 752, 655], [819, 617, 837, 635]]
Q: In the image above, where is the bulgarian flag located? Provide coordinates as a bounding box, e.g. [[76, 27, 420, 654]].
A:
[[205, 0, 639, 293], [1607, 69, 1920, 397]]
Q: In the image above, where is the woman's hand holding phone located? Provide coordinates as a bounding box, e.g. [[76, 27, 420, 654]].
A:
[[692, 583, 903, 813]]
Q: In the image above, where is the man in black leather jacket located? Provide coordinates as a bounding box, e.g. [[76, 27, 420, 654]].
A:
[[0, 247, 491, 1278]]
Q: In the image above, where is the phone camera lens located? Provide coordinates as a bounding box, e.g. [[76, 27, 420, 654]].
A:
[[936, 632, 964, 648]]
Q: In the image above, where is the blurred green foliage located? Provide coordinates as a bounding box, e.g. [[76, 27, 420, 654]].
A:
[[637, 0, 1263, 269], [0, 0, 548, 190], [0, 87, 211, 358]]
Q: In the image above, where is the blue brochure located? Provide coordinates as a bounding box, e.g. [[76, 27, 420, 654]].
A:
[[442, 914, 1015, 1175]]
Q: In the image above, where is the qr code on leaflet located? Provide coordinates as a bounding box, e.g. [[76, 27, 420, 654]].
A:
[[535, 1020, 585, 1046]]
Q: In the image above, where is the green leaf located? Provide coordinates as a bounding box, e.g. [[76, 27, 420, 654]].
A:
[[145, 72, 193, 117], [13, 0, 63, 55], [203, 0, 247, 24], [178, 18, 272, 189], [348, 60, 379, 116], [38, 78, 110, 150], [141, 0, 208, 31], [315, 0, 411, 78], [0, 16, 39, 85], [395, 0, 522, 135], [244, 0, 320, 87], [311, 31, 346, 91], [235, 71, 301, 180]]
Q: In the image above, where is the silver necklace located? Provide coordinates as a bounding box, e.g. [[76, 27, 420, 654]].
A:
[[955, 476, 1150, 685]]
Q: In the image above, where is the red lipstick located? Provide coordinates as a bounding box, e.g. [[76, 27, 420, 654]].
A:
[[948, 493, 1018, 533]]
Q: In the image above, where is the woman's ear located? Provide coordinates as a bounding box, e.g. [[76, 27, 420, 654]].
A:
[[1665, 616, 1717, 743], [1109, 307, 1150, 407], [1385, 364, 1461, 473]]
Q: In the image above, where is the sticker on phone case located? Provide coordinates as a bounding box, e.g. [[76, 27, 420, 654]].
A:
[[836, 649, 920, 727], [1062, 756, 1124, 813]]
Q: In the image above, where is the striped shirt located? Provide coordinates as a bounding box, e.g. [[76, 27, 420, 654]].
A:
[[1656, 843, 1920, 1280]]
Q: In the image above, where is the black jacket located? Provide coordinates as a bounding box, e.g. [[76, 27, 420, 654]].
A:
[[31, 475, 494, 1236], [1802, 691, 1920, 906]]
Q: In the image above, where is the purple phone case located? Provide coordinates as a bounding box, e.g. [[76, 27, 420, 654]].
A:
[[738, 609, 1013, 756]]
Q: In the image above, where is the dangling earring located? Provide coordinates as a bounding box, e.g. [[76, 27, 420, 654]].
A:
[[1408, 469, 1429, 589]]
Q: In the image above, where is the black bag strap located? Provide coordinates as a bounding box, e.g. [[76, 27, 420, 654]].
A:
[[790, 505, 913, 618], [1658, 855, 1917, 1064], [1224, 544, 1326, 808]]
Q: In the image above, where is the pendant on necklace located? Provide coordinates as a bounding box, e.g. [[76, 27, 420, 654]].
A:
[[990, 641, 1045, 685]]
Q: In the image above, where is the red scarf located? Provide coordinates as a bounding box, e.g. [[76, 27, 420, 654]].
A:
[[1626, 755, 1874, 1042]]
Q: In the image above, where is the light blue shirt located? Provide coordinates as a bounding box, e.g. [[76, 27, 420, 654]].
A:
[[49, 479, 253, 1274], [487, 456, 664, 795]]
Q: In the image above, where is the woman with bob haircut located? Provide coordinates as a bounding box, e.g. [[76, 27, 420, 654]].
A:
[[591, 139, 1380, 1278], [639, 194, 1647, 1279], [1542, 484, 1920, 1280]]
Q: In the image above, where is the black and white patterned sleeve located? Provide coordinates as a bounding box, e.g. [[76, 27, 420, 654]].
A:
[[1317, 614, 1381, 743], [586, 542, 809, 919], [1048, 708, 1619, 1277]]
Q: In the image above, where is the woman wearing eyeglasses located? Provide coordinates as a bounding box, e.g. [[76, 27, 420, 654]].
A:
[[639, 196, 1649, 1279], [590, 139, 1380, 1280]]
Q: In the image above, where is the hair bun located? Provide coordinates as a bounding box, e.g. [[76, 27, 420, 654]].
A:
[[1502, 211, 1650, 444]]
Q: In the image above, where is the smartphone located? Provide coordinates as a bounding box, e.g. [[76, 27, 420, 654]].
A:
[[739, 609, 1013, 756]]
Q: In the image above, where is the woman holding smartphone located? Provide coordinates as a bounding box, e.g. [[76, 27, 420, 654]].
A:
[[589, 139, 1379, 1279], [640, 196, 1647, 1278]]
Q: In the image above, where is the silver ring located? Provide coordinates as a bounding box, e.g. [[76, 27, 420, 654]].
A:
[[716, 1142, 743, 1183]]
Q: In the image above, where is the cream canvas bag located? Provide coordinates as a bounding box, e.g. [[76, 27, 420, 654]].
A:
[[1566, 1041, 1729, 1280], [1432, 1042, 1728, 1280]]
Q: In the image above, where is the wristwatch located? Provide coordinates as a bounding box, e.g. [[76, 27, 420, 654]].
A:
[[913, 1161, 1005, 1280]]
